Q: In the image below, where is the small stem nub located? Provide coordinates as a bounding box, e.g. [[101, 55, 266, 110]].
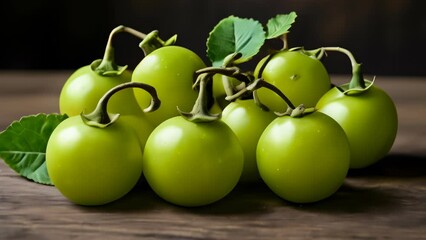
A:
[[81, 82, 161, 128]]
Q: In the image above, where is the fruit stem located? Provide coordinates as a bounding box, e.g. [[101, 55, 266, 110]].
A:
[[178, 72, 221, 123], [93, 25, 148, 76], [280, 33, 289, 50], [195, 53, 253, 98], [81, 82, 161, 128], [196, 66, 252, 84], [139, 30, 177, 56], [321, 47, 366, 89], [227, 78, 296, 110]]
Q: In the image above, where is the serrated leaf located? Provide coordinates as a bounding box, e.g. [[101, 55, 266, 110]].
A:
[[0, 113, 68, 185], [266, 12, 297, 39], [207, 16, 266, 67]]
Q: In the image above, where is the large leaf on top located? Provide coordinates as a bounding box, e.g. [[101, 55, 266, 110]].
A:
[[207, 16, 265, 67], [266, 12, 298, 39], [0, 113, 68, 185]]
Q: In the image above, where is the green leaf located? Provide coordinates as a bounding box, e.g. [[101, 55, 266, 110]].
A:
[[207, 16, 266, 67], [0, 113, 68, 185], [266, 12, 297, 39]]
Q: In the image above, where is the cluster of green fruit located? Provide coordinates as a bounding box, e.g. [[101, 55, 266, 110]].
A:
[[1, 12, 398, 208]]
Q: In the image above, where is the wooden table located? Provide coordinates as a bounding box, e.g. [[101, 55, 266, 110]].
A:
[[1, 71, 425, 239]]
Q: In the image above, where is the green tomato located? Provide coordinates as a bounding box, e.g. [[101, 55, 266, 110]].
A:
[[60, 65, 141, 116], [257, 111, 350, 203], [142, 116, 244, 207], [221, 99, 276, 182], [46, 116, 143, 206], [316, 84, 398, 169], [60, 65, 156, 148], [132, 46, 206, 126], [254, 50, 331, 112]]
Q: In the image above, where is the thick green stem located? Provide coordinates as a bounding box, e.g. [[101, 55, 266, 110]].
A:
[[348, 63, 366, 89], [178, 73, 221, 123], [321, 47, 366, 89], [81, 82, 161, 128], [92, 25, 147, 76]]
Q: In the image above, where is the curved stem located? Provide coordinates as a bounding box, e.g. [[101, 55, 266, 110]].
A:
[[225, 78, 316, 117], [195, 52, 249, 84], [120, 26, 147, 39], [249, 79, 296, 110], [321, 47, 366, 89], [102, 26, 146, 64], [81, 82, 161, 128], [301, 47, 326, 60], [179, 73, 221, 123], [93, 25, 148, 76], [226, 78, 296, 110], [321, 47, 358, 67], [196, 66, 252, 84], [256, 52, 276, 78], [194, 65, 254, 102]]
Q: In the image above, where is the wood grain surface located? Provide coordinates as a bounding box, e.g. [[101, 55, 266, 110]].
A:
[[0, 71, 425, 239]]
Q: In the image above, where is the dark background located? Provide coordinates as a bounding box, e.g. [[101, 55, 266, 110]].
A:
[[1, 0, 425, 76]]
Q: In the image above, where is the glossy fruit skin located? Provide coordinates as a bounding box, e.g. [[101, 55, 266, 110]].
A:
[[59, 66, 155, 148], [254, 51, 331, 112], [46, 116, 143, 206], [118, 114, 154, 151], [257, 112, 350, 203], [142, 116, 244, 207], [221, 99, 276, 182], [132, 46, 206, 126], [60, 66, 141, 116], [316, 85, 398, 169]]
